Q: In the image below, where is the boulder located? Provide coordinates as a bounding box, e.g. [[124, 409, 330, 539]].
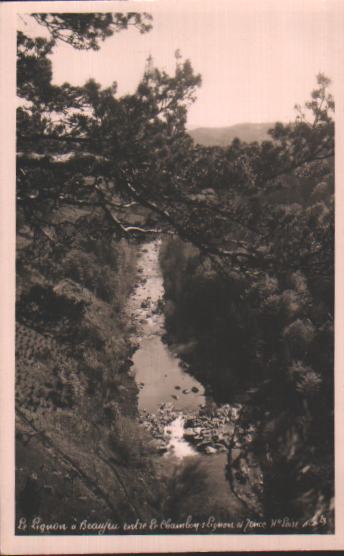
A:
[[153, 441, 168, 455], [198, 441, 212, 450], [183, 428, 196, 439], [185, 418, 196, 427], [213, 443, 227, 452], [231, 448, 242, 463], [204, 446, 217, 455]]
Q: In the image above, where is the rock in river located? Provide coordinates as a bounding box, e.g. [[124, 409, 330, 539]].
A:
[[204, 446, 217, 455], [183, 428, 196, 439]]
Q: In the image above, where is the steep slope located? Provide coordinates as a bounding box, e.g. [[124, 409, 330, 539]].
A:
[[15, 206, 164, 533]]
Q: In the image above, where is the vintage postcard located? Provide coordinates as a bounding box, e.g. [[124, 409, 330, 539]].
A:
[[1, 0, 344, 553]]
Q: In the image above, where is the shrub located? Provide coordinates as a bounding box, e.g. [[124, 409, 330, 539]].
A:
[[17, 285, 85, 334], [107, 414, 153, 468], [63, 249, 115, 302], [283, 319, 315, 357]]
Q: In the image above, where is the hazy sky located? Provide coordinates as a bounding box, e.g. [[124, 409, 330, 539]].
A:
[[19, 0, 339, 128]]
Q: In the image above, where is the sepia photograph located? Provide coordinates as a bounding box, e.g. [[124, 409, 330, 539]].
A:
[[1, 0, 344, 553]]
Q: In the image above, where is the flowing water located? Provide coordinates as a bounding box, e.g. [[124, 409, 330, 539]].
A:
[[126, 239, 250, 518], [127, 239, 208, 457], [127, 240, 239, 456]]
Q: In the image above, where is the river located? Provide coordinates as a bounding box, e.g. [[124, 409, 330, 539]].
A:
[[127, 240, 203, 456], [124, 240, 255, 521], [127, 240, 241, 454]]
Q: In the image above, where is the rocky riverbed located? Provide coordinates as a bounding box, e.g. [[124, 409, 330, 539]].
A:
[[139, 401, 243, 456]]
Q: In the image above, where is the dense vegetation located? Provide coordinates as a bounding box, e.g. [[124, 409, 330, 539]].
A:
[[158, 75, 334, 528], [16, 12, 334, 532]]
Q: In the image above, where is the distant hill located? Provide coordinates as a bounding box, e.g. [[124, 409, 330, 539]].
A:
[[188, 122, 276, 147]]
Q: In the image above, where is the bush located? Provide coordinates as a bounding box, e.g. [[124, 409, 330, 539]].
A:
[[283, 319, 315, 358], [108, 414, 153, 468], [17, 285, 85, 334], [63, 249, 116, 302]]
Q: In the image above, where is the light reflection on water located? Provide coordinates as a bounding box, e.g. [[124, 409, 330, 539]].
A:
[[129, 240, 207, 415], [127, 240, 210, 460], [134, 335, 206, 413]]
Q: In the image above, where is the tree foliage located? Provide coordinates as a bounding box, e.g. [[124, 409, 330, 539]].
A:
[[33, 12, 153, 49], [16, 12, 334, 527]]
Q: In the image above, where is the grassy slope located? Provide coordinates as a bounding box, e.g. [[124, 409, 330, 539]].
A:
[[15, 207, 163, 532]]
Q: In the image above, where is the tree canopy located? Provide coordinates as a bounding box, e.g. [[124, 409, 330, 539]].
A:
[[16, 12, 335, 527], [17, 13, 334, 263]]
